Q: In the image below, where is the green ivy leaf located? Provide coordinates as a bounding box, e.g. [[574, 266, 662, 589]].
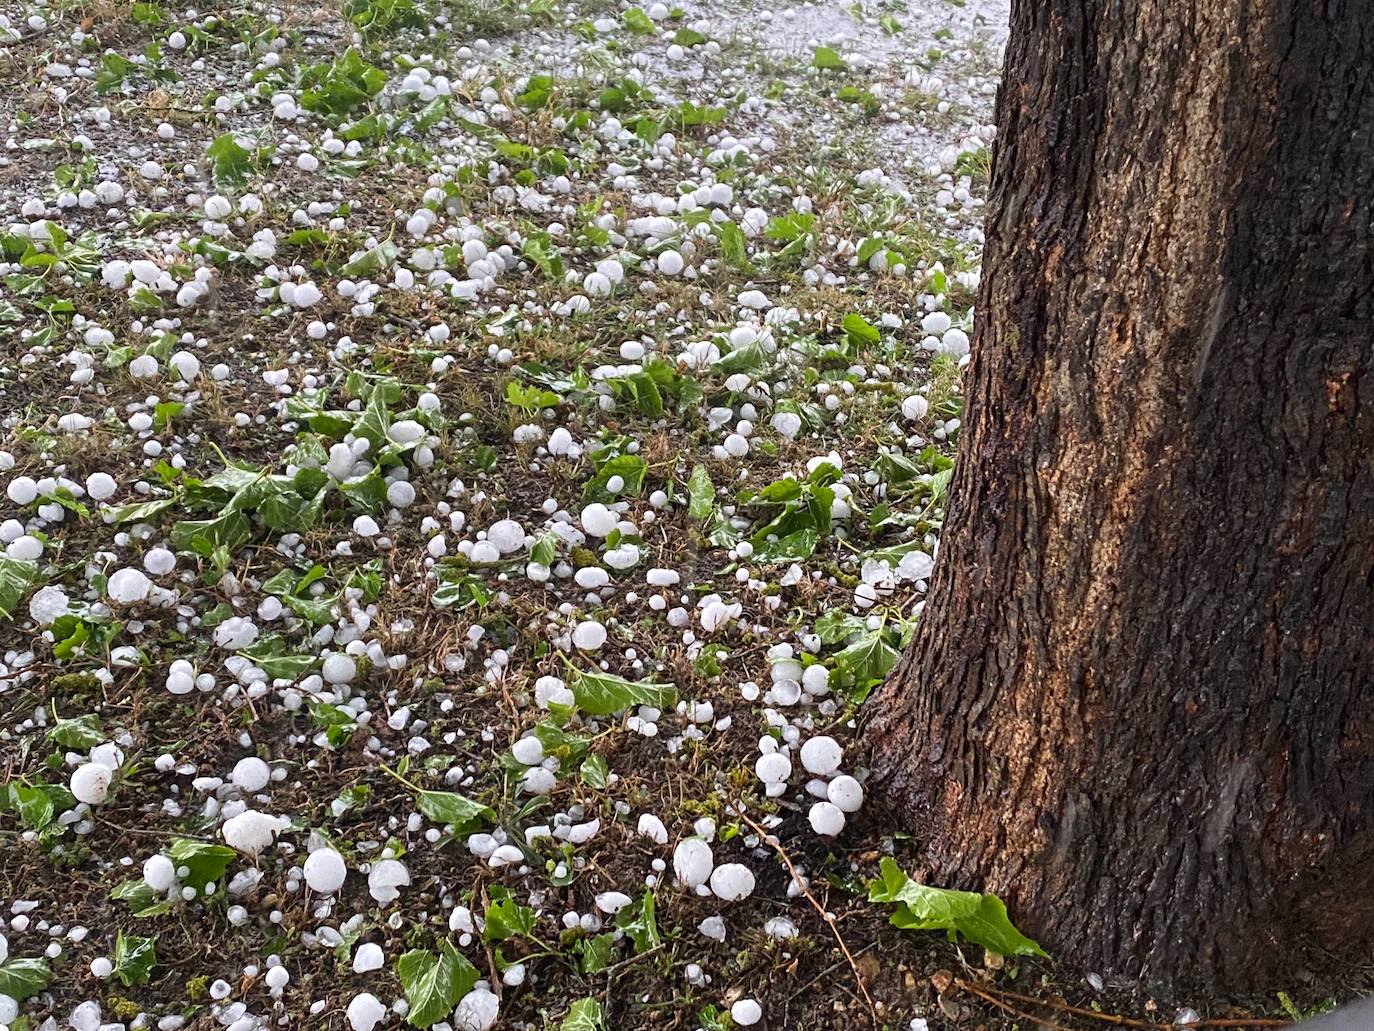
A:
[[868, 857, 1046, 958], [0, 956, 52, 1001], [567, 668, 677, 716], [560, 998, 606, 1031], [396, 939, 479, 1028], [687, 465, 714, 520], [48, 713, 106, 749], [0, 557, 41, 621], [167, 838, 235, 892], [483, 888, 536, 942], [113, 931, 157, 986], [615, 890, 660, 953], [415, 790, 494, 833]]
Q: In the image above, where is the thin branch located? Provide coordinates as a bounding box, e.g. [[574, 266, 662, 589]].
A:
[[734, 806, 880, 1029]]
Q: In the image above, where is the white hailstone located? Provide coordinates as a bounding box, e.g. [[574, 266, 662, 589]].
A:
[[637, 813, 668, 844], [388, 420, 426, 446], [7, 535, 41, 561], [352, 514, 380, 537], [673, 838, 714, 888], [6, 476, 38, 505], [572, 620, 607, 651], [165, 660, 195, 695], [304, 848, 348, 894], [347, 993, 387, 1031], [754, 752, 791, 785], [70, 762, 112, 805], [144, 547, 176, 575], [222, 810, 286, 855], [107, 567, 152, 604], [802, 664, 830, 697], [322, 653, 357, 685], [709, 863, 756, 901], [808, 800, 846, 836], [738, 289, 770, 309], [453, 986, 500, 1031], [698, 915, 727, 941], [86, 472, 117, 500], [657, 249, 684, 275], [143, 854, 176, 892], [488, 519, 525, 554], [764, 916, 798, 939], [471, 540, 501, 564], [0, 932, 7, 963], [367, 858, 411, 903], [129, 353, 159, 379], [231, 756, 271, 793], [511, 737, 544, 765], [292, 282, 323, 308], [91, 957, 113, 978], [595, 891, 632, 914], [387, 480, 416, 508], [214, 616, 259, 650], [535, 676, 575, 709], [920, 311, 952, 335], [575, 567, 609, 589], [0, 995, 14, 1026], [204, 195, 232, 219], [266, 966, 290, 990], [731, 999, 763, 1026], [170, 351, 201, 381], [800, 736, 843, 776], [520, 767, 557, 794], [583, 271, 612, 296], [901, 395, 929, 420], [352, 942, 384, 973], [828, 775, 864, 813], [723, 433, 749, 458], [29, 586, 70, 625], [580, 507, 618, 544]]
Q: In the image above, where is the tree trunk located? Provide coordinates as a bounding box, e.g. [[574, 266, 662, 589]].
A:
[[862, 0, 1374, 991]]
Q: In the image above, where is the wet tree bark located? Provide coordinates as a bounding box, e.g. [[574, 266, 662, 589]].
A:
[[862, 0, 1374, 991]]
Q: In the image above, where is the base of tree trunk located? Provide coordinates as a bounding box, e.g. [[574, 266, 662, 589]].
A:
[[861, 0, 1374, 992]]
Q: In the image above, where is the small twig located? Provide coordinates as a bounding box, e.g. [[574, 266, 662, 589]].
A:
[[734, 806, 880, 1029], [956, 979, 1078, 1030], [602, 941, 665, 977], [955, 980, 1293, 1030]]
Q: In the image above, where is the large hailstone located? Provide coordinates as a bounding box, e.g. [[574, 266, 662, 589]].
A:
[[143, 854, 176, 892], [367, 858, 410, 903], [347, 993, 387, 1031], [214, 616, 259, 651], [487, 519, 525, 554], [70, 762, 112, 804], [754, 752, 791, 785], [731, 999, 763, 1026], [107, 567, 152, 604], [672, 838, 714, 888], [579, 503, 616, 538], [808, 800, 846, 836], [231, 756, 271, 793], [453, 985, 500, 1031], [322, 653, 357, 685], [29, 585, 70, 625], [222, 810, 287, 855], [303, 848, 348, 894], [571, 619, 606, 651], [800, 736, 843, 776], [828, 775, 864, 813], [709, 863, 756, 901]]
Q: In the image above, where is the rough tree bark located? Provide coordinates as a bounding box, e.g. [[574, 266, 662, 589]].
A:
[[862, 0, 1374, 991]]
